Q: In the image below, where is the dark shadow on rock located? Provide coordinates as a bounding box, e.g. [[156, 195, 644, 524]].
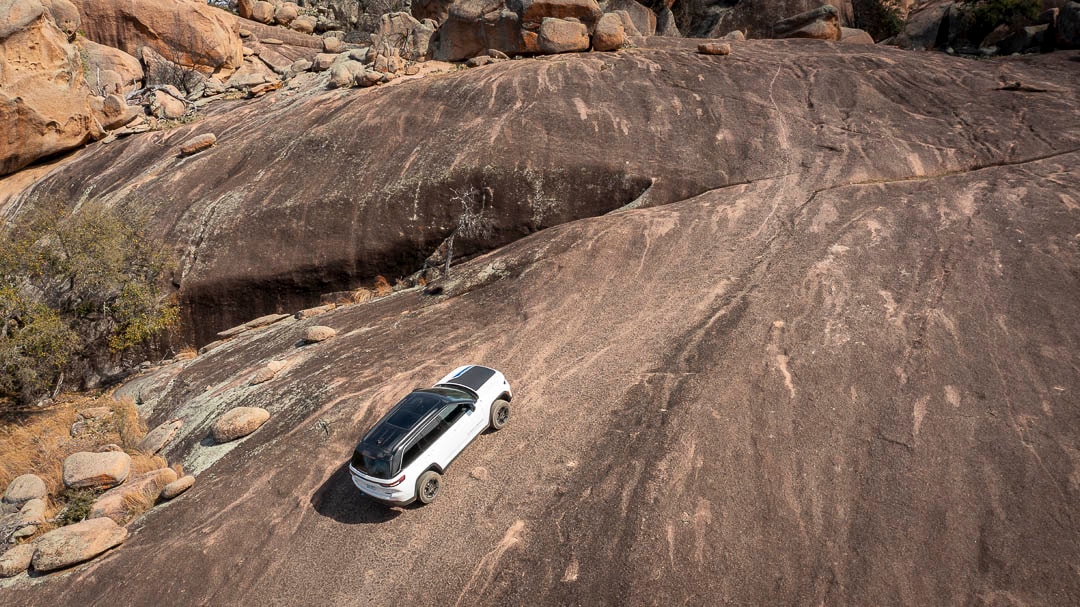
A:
[[310, 463, 402, 524]]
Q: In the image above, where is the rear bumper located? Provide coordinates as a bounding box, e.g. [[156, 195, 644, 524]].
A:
[[349, 467, 414, 505]]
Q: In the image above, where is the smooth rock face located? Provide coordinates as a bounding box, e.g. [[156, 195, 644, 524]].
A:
[[0, 544, 35, 577], [538, 17, 589, 53], [656, 6, 679, 36], [180, 133, 217, 156], [3, 474, 47, 506], [211, 407, 270, 442], [90, 468, 177, 521], [71, 0, 243, 70], [251, 0, 274, 24], [894, 0, 951, 50], [161, 475, 195, 499], [516, 0, 602, 29], [0, 0, 101, 176], [303, 326, 337, 342], [41, 0, 79, 37], [592, 13, 625, 51], [773, 4, 841, 41], [138, 419, 184, 453], [62, 451, 132, 490], [3, 41, 1080, 607], [31, 518, 127, 572]]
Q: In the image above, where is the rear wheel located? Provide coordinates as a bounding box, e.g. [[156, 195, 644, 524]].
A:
[[416, 470, 442, 505], [490, 399, 510, 430]]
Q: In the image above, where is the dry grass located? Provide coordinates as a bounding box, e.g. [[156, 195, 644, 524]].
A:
[[171, 463, 185, 477], [176, 346, 198, 360], [373, 275, 393, 297], [130, 452, 168, 475], [349, 287, 373, 304], [0, 395, 151, 500], [0, 401, 82, 496], [121, 487, 159, 521]]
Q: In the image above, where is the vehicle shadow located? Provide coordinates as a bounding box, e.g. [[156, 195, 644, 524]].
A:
[[310, 462, 403, 524]]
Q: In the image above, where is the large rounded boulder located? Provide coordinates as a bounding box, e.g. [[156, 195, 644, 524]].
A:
[[62, 451, 132, 490], [211, 407, 270, 443], [31, 518, 127, 572], [2, 473, 47, 507]]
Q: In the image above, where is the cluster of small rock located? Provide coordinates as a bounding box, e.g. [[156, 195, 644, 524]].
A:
[[239, 0, 318, 35]]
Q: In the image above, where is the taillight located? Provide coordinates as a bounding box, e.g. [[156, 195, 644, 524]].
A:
[[378, 475, 406, 488]]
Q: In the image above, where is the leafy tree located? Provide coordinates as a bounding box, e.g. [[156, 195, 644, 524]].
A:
[[0, 199, 178, 405]]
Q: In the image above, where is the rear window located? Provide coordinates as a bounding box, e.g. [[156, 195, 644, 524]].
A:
[[351, 450, 392, 479]]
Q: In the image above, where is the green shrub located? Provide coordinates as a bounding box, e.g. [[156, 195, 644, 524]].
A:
[[963, 0, 1041, 40], [0, 199, 179, 405], [853, 0, 906, 41], [56, 488, 99, 526]]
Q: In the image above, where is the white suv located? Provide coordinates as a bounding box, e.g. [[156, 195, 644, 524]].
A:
[[348, 365, 512, 505]]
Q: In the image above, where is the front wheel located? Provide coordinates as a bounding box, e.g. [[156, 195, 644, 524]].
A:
[[490, 399, 510, 430], [416, 470, 442, 505]]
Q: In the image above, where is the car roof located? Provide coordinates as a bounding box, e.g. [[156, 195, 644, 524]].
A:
[[356, 387, 475, 457]]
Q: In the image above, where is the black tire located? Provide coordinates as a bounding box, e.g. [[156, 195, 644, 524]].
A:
[[416, 470, 442, 505], [490, 399, 510, 430]]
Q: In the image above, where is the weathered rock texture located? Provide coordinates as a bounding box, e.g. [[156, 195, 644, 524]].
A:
[[211, 407, 270, 442], [90, 468, 177, 521], [71, 0, 243, 70], [2, 40, 1077, 606], [0, 544, 35, 577], [2, 474, 47, 506], [76, 37, 144, 94], [0, 0, 101, 176], [160, 475, 195, 499], [62, 451, 132, 489], [31, 517, 127, 572]]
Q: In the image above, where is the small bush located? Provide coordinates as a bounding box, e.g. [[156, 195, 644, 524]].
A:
[[373, 276, 393, 297], [962, 0, 1040, 40], [56, 489, 98, 526], [852, 0, 905, 41], [121, 487, 158, 520]]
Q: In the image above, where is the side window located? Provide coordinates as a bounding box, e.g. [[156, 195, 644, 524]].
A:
[[401, 403, 471, 469]]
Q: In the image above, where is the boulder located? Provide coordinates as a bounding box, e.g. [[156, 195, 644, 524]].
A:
[[274, 1, 298, 26], [515, 0, 602, 30], [31, 517, 127, 572], [1060, 1, 1080, 48], [71, 0, 243, 71], [250, 360, 286, 385], [291, 15, 316, 34], [138, 419, 184, 454], [893, 0, 951, 50], [592, 12, 625, 51], [41, 0, 78, 38], [303, 325, 337, 342], [773, 4, 841, 41], [76, 36, 142, 93], [296, 303, 335, 319], [311, 52, 337, 71], [3, 474, 46, 507], [722, 30, 746, 41], [357, 69, 383, 87], [62, 451, 131, 490], [0, 0, 102, 176], [322, 36, 343, 53], [287, 58, 312, 76], [19, 498, 47, 524], [180, 133, 217, 156], [160, 475, 195, 499], [610, 10, 640, 36], [413, 0, 453, 23], [251, 0, 274, 24], [372, 12, 435, 61], [656, 6, 680, 37], [407, 18, 438, 61], [211, 407, 271, 442], [93, 93, 141, 130], [237, 0, 253, 19], [152, 89, 187, 119], [466, 55, 495, 66], [697, 41, 731, 55], [0, 544, 35, 578], [90, 468, 177, 521], [329, 61, 361, 88], [840, 26, 874, 44], [538, 17, 589, 53], [605, 0, 653, 36]]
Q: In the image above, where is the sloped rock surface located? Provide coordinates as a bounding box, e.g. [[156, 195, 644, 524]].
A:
[[90, 468, 177, 521], [1, 40, 1077, 606]]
